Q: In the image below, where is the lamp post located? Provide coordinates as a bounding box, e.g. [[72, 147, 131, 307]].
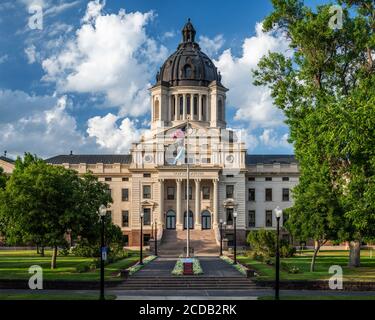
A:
[[274, 206, 283, 301], [219, 219, 223, 256], [233, 209, 237, 264], [154, 220, 158, 256], [98, 205, 107, 301], [140, 211, 144, 265]]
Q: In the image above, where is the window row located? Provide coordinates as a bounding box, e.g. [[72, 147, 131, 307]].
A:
[[248, 177, 290, 182], [120, 208, 153, 227], [247, 188, 290, 202]]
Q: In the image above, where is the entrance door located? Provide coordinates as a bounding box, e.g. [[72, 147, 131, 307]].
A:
[[166, 210, 176, 230], [201, 210, 211, 230], [183, 210, 194, 230]]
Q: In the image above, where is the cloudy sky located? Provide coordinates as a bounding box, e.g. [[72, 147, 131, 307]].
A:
[[0, 0, 326, 158]]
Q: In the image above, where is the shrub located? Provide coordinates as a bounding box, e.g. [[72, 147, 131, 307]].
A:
[[75, 262, 94, 273], [280, 244, 296, 258], [247, 230, 277, 257], [58, 248, 70, 256]]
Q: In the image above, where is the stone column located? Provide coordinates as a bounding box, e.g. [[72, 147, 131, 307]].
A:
[[159, 179, 164, 229], [198, 94, 202, 121], [183, 94, 186, 120], [176, 179, 183, 229], [174, 95, 178, 121], [213, 179, 219, 226], [195, 179, 201, 229]]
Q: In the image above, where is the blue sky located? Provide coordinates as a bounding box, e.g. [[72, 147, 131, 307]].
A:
[[0, 0, 328, 158]]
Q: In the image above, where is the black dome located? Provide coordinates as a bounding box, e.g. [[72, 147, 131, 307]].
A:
[[156, 19, 222, 87]]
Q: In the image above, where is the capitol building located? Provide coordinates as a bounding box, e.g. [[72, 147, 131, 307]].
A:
[[1, 21, 299, 253]]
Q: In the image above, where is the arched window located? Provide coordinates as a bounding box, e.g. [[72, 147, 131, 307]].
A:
[[193, 96, 198, 116], [218, 99, 223, 121], [187, 95, 191, 115], [202, 95, 207, 121], [184, 64, 192, 78], [179, 96, 183, 116], [154, 99, 160, 121]]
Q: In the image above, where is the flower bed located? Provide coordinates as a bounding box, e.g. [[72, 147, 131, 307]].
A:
[[172, 258, 203, 276], [128, 255, 157, 275], [220, 256, 248, 276]]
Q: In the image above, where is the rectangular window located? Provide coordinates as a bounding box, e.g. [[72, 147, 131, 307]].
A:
[[202, 187, 210, 200], [143, 185, 151, 199], [226, 208, 234, 226], [282, 188, 290, 201], [123, 235, 129, 246], [248, 210, 256, 228], [106, 188, 112, 197], [122, 177, 129, 181], [266, 210, 273, 227], [184, 186, 193, 200], [122, 188, 129, 202], [167, 187, 175, 200], [248, 188, 255, 201], [143, 208, 151, 226], [122, 210, 129, 227], [226, 185, 234, 198], [226, 175, 234, 178], [265, 177, 272, 181], [143, 234, 151, 246], [202, 158, 211, 164], [265, 188, 273, 201], [282, 177, 289, 181], [248, 177, 255, 181], [143, 173, 151, 178], [105, 177, 112, 182]]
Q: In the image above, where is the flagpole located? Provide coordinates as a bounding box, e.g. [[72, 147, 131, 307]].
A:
[[186, 117, 190, 258]]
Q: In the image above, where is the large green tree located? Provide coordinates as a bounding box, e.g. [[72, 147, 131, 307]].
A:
[[0, 167, 7, 190], [254, 0, 375, 267], [0, 154, 113, 269]]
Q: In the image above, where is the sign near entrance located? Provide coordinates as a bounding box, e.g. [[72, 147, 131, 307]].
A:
[[101, 246, 108, 261]]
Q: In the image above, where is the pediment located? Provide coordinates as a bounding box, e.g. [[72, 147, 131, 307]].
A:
[[141, 200, 157, 207], [223, 199, 238, 208]]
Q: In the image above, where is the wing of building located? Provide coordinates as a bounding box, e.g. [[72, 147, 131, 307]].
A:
[[0, 156, 15, 175], [43, 20, 300, 249]]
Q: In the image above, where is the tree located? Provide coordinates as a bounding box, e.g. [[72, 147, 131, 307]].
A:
[[285, 163, 343, 271], [0, 155, 114, 269], [0, 167, 7, 190], [253, 0, 375, 267]]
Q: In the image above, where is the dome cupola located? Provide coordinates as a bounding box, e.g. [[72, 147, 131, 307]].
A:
[[156, 19, 222, 87]]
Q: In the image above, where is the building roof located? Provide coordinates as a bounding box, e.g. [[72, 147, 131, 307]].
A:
[[45, 154, 297, 166], [246, 155, 297, 165], [45, 154, 132, 165], [156, 19, 222, 88], [0, 156, 15, 164]]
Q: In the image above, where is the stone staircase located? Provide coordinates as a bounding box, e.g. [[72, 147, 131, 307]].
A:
[[114, 276, 259, 290], [158, 229, 219, 257]]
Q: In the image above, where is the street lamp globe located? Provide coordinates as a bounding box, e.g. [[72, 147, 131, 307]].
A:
[[99, 205, 107, 217], [219, 219, 223, 224], [140, 211, 144, 218], [233, 210, 238, 218], [274, 206, 282, 219]]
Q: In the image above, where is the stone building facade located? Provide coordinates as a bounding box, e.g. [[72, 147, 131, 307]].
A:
[[46, 20, 300, 248], [1, 21, 299, 249]]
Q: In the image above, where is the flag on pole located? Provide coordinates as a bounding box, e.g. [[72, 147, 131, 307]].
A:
[[170, 124, 190, 165]]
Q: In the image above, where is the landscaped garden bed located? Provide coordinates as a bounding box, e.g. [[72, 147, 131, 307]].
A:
[[171, 258, 203, 276], [127, 255, 157, 275], [220, 255, 248, 276]]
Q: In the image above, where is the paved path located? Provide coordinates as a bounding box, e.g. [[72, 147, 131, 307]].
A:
[[132, 256, 244, 278]]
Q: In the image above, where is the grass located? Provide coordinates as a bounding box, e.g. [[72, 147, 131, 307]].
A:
[[237, 249, 375, 282], [0, 293, 116, 300], [258, 295, 375, 300], [0, 249, 139, 281]]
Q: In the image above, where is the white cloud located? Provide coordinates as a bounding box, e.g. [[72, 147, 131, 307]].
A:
[[0, 54, 8, 64], [259, 129, 292, 150], [87, 113, 148, 153], [214, 22, 291, 129], [162, 30, 175, 39], [41, 0, 168, 117], [0, 89, 58, 123], [25, 45, 37, 63], [0, 95, 95, 158], [199, 34, 224, 57], [44, 1, 80, 17]]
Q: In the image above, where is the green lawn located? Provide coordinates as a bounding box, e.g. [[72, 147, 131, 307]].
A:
[[0, 293, 116, 300], [238, 249, 375, 282], [258, 295, 375, 300], [0, 250, 140, 281]]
